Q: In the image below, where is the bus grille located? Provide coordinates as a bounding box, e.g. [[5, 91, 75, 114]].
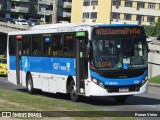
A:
[[105, 85, 140, 93]]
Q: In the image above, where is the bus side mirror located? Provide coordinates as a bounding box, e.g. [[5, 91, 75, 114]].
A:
[[88, 47, 93, 61]]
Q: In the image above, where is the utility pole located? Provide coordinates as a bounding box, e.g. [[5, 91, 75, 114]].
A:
[[52, 0, 58, 23]]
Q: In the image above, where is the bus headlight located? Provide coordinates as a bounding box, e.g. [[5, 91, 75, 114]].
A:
[[91, 78, 104, 88], [142, 76, 148, 86], [99, 81, 104, 88], [92, 78, 98, 84]]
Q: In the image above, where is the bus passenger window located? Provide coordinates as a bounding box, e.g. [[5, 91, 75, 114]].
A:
[[43, 37, 51, 56], [52, 35, 63, 56], [9, 36, 16, 55], [64, 34, 74, 57], [22, 36, 31, 55], [32, 36, 42, 56]]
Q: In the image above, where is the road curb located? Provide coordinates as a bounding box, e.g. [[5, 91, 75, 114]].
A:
[[148, 83, 160, 88]]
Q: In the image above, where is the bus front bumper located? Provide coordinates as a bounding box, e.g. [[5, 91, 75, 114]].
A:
[[85, 80, 148, 97]]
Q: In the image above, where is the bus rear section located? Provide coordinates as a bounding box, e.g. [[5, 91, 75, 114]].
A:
[[7, 29, 89, 102]]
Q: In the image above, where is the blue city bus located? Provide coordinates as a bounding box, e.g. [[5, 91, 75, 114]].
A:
[[7, 23, 148, 103]]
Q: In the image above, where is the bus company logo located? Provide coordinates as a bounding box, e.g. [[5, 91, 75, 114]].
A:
[[109, 82, 118, 85], [134, 80, 140, 84], [53, 63, 59, 70], [66, 63, 70, 72]]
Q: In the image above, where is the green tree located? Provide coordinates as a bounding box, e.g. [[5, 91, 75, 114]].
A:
[[144, 17, 160, 36], [155, 17, 160, 35]]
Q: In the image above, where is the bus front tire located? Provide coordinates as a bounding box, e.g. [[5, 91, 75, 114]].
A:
[[69, 80, 79, 102], [26, 74, 35, 94]]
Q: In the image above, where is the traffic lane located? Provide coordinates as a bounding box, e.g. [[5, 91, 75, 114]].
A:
[[79, 88, 160, 111], [0, 77, 160, 111], [0, 77, 25, 90]]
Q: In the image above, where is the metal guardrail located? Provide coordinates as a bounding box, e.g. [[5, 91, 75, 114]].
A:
[[0, 21, 31, 33], [148, 43, 160, 53]]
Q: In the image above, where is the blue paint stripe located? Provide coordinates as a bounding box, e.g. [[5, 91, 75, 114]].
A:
[[9, 56, 76, 76], [90, 70, 148, 86]]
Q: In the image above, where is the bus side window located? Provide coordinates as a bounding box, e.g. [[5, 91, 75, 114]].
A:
[[43, 37, 51, 56], [22, 36, 31, 55], [32, 36, 42, 56], [64, 34, 74, 57], [52, 35, 63, 56], [9, 36, 16, 55]]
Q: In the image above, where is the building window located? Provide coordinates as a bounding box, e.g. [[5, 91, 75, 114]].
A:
[[148, 3, 155, 9], [91, 0, 98, 6], [125, 1, 132, 7], [112, 13, 120, 19], [137, 2, 145, 8], [83, 12, 90, 19], [83, 0, 90, 6], [112, 0, 120, 6], [147, 16, 155, 22], [90, 12, 97, 19], [136, 15, 144, 21], [124, 14, 131, 20]]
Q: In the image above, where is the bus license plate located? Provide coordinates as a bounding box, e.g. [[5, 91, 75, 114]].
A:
[[119, 88, 129, 92]]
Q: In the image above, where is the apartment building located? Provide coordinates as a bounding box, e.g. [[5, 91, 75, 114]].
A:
[[58, 0, 72, 22], [71, 0, 160, 25], [0, 0, 53, 21], [0, 0, 72, 23]]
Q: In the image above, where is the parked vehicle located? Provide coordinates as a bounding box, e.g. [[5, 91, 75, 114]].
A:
[[39, 20, 44, 25], [146, 35, 153, 43], [0, 57, 7, 76], [12, 19, 18, 24], [28, 18, 39, 26], [15, 19, 28, 26], [3, 18, 13, 23]]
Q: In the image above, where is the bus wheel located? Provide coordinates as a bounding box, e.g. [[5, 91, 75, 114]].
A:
[[69, 80, 79, 102], [26, 74, 35, 94], [115, 96, 128, 104]]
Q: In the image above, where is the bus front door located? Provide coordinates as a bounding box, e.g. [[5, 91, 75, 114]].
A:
[[76, 32, 88, 93], [16, 36, 22, 84]]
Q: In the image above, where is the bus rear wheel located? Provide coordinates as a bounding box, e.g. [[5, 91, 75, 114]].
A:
[[26, 74, 35, 94], [115, 96, 128, 104], [69, 80, 79, 102]]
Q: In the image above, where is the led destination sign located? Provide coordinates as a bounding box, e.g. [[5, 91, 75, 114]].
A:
[[92, 26, 144, 36]]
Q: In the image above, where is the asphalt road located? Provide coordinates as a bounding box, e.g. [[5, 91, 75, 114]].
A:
[[0, 77, 160, 113]]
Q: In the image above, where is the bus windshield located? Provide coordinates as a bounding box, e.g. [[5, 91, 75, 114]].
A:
[[90, 37, 147, 70]]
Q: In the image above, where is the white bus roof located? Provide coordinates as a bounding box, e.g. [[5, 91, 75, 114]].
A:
[[30, 23, 106, 30]]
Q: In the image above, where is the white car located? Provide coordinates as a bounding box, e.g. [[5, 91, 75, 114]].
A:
[[15, 19, 28, 26], [146, 35, 153, 43]]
